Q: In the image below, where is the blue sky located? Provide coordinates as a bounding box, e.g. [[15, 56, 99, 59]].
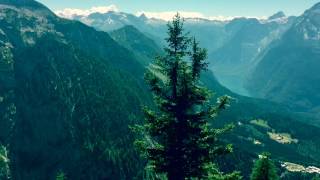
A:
[[38, 0, 320, 18]]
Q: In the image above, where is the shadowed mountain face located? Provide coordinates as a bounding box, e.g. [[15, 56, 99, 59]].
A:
[[110, 25, 163, 65], [246, 3, 320, 111], [0, 1, 150, 179], [71, 10, 296, 96], [209, 15, 294, 95]]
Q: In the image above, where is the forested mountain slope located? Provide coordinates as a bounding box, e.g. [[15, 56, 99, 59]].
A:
[[247, 2, 320, 112], [110, 25, 163, 65], [0, 0, 150, 179]]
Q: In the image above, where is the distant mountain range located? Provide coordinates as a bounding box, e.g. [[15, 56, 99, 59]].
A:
[[246, 3, 320, 112], [66, 11, 230, 52], [209, 14, 295, 95], [61, 9, 294, 95], [63, 3, 320, 113]]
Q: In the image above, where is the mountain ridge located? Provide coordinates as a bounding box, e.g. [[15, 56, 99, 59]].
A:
[[0, 1, 151, 179], [246, 2, 320, 112]]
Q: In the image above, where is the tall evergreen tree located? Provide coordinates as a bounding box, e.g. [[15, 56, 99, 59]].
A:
[[133, 13, 241, 180], [250, 153, 279, 180]]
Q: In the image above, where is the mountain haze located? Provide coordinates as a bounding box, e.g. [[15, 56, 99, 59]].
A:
[[67, 10, 298, 96], [247, 3, 320, 112], [210, 13, 294, 95]]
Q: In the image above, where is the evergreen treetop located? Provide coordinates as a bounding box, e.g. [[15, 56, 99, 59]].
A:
[[133, 13, 241, 180], [250, 153, 279, 180]]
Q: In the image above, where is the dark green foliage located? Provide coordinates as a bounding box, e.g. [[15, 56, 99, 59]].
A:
[[313, 174, 320, 180], [0, 1, 151, 179], [250, 153, 279, 180], [110, 25, 163, 65], [281, 172, 318, 180], [201, 69, 320, 179], [10, 35, 146, 179], [0, 41, 15, 146], [0, 145, 10, 180], [56, 171, 67, 180], [134, 13, 241, 180]]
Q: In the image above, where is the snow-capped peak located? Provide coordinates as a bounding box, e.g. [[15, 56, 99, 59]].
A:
[[55, 5, 119, 19], [293, 2, 320, 41]]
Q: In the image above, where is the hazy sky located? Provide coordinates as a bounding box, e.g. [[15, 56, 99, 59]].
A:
[[38, 0, 320, 19]]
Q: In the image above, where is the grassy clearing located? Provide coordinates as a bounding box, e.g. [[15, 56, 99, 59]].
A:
[[250, 119, 271, 129], [282, 162, 320, 174], [268, 132, 298, 144]]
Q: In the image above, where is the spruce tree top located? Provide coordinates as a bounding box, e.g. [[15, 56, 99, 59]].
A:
[[250, 153, 279, 180], [133, 13, 241, 180]]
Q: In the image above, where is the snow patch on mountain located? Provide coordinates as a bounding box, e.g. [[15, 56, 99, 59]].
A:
[[293, 3, 320, 41], [260, 11, 289, 24], [136, 11, 263, 22], [55, 5, 119, 19], [55, 5, 268, 24]]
